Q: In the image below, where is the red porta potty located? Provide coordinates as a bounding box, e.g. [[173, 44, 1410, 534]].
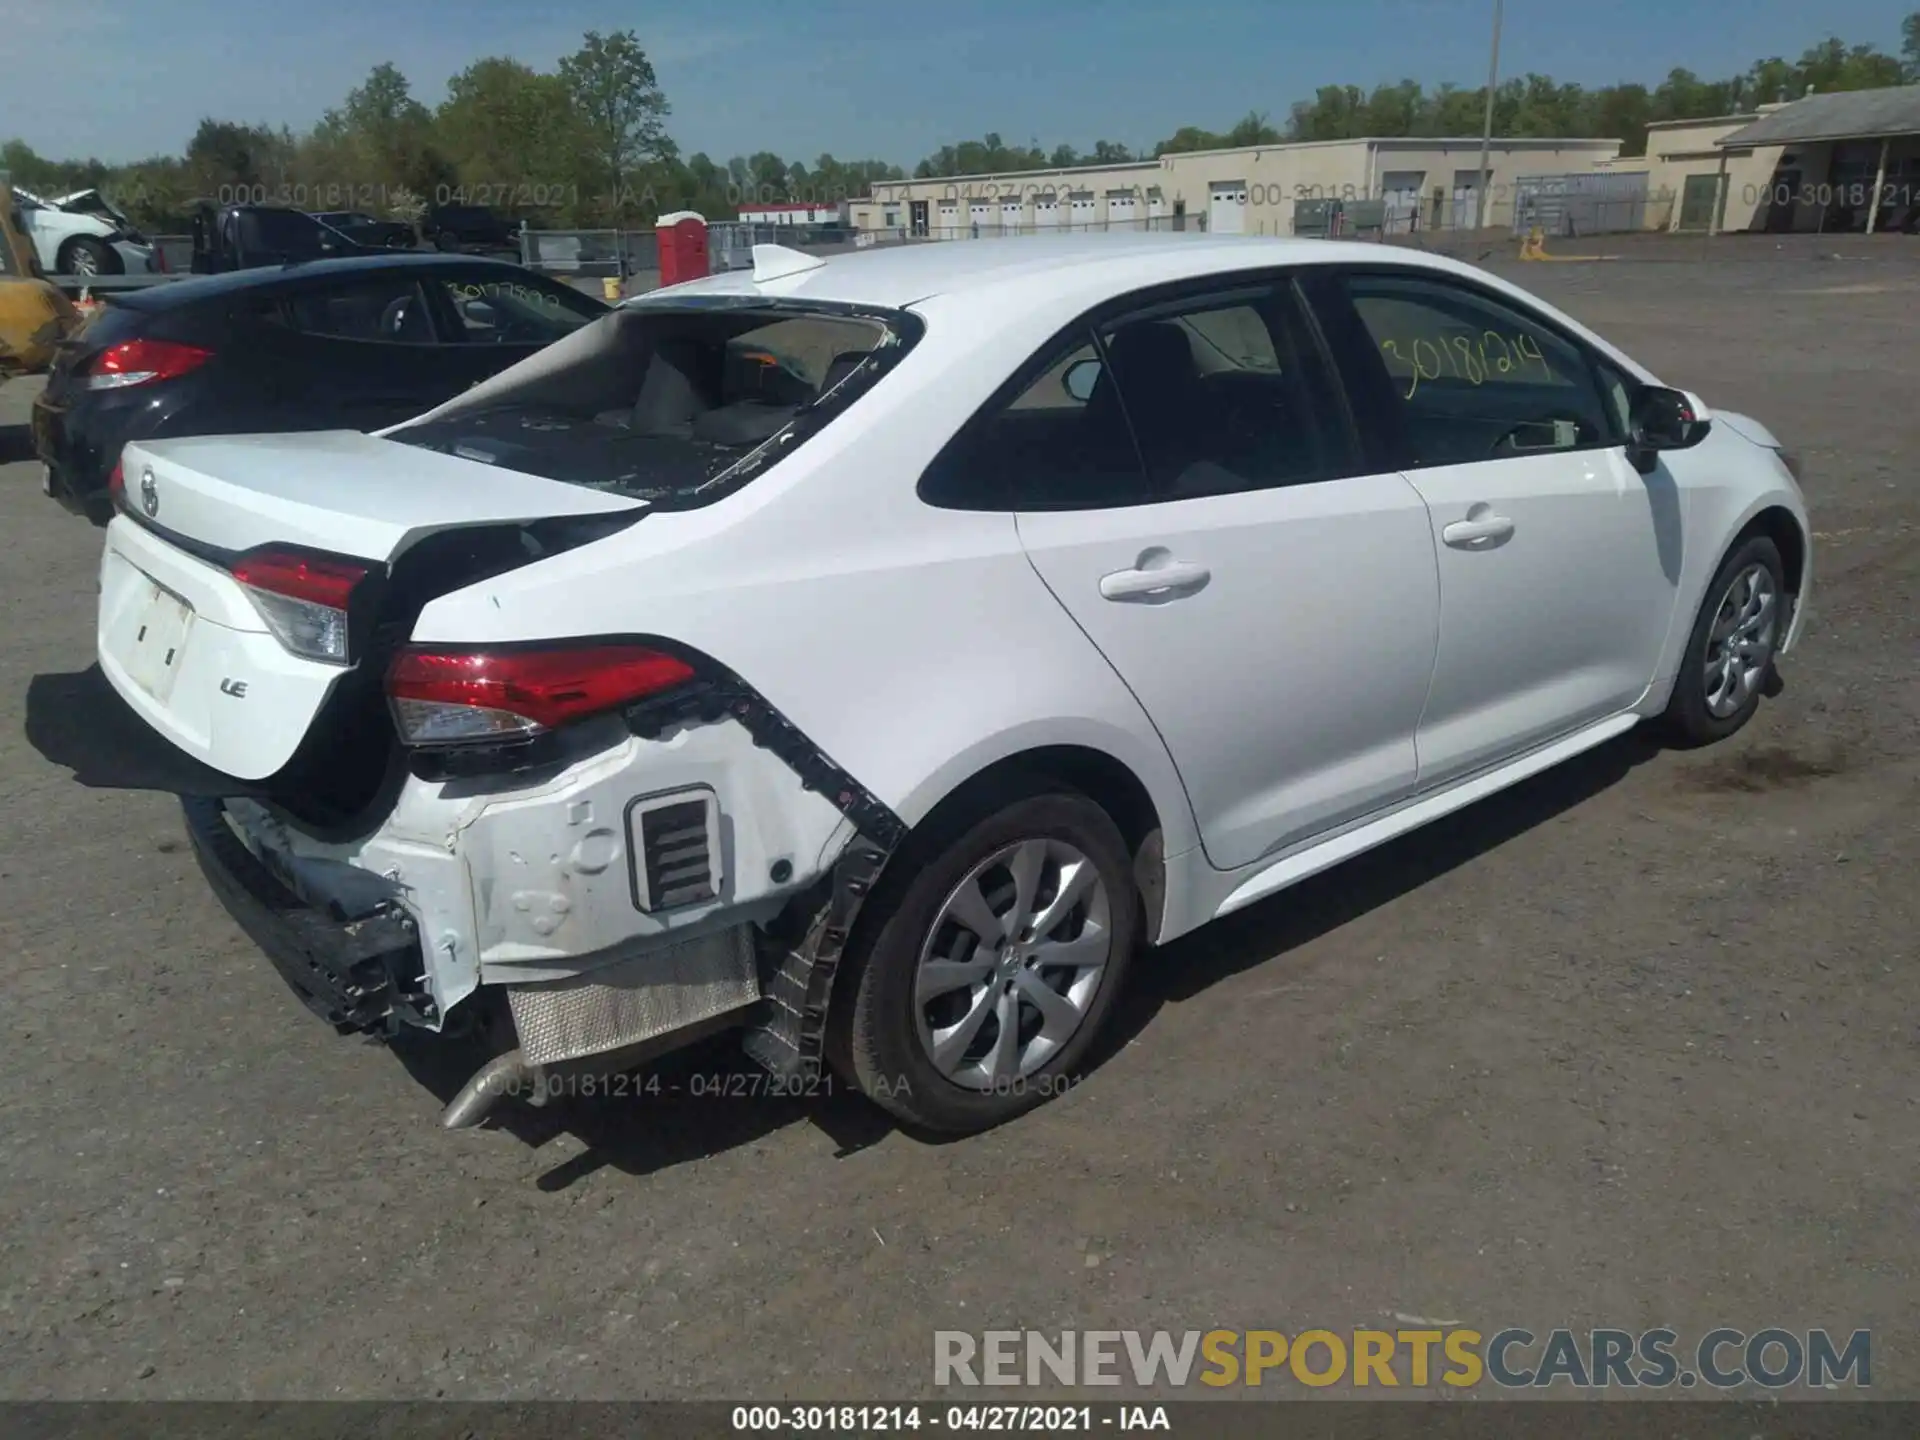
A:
[[657, 211, 710, 287]]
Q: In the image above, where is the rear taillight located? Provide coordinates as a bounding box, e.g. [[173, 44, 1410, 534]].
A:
[[386, 645, 695, 747], [79, 338, 213, 390], [107, 460, 125, 506], [229, 547, 369, 665]]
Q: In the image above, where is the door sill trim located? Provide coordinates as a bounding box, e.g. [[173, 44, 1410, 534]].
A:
[[1213, 711, 1641, 919]]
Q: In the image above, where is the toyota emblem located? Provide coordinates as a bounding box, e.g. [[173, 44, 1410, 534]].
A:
[[140, 468, 158, 518]]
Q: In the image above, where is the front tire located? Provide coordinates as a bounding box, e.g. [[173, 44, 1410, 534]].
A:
[[1662, 533, 1787, 746], [60, 236, 119, 277], [835, 787, 1139, 1133]]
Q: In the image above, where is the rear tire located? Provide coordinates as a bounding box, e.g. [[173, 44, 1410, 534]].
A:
[[1661, 534, 1787, 747], [834, 786, 1138, 1134]]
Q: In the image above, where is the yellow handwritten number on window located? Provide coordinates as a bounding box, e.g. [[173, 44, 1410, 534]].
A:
[[1379, 329, 1555, 398]]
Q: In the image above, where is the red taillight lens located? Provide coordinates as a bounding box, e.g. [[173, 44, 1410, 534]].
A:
[[387, 645, 696, 747], [107, 460, 125, 504], [81, 338, 213, 390], [229, 547, 369, 664]]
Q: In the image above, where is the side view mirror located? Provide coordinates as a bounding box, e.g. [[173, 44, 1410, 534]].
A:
[[1630, 385, 1711, 453], [1063, 357, 1103, 403]]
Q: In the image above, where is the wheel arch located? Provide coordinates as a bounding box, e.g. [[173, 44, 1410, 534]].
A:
[[1724, 498, 1810, 653], [1739, 503, 1806, 597], [1645, 490, 1811, 717], [891, 738, 1188, 943]]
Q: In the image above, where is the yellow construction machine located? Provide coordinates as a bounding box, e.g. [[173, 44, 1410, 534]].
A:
[[2, 169, 85, 387]]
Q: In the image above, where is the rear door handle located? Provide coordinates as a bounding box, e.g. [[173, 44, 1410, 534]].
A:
[[1099, 555, 1211, 602], [1442, 514, 1515, 547]]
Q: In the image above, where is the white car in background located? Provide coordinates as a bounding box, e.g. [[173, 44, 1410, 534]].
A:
[[70, 234, 1810, 1136], [11, 186, 160, 276]]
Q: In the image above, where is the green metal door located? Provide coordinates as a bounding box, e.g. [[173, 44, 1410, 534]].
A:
[[1678, 174, 1722, 232]]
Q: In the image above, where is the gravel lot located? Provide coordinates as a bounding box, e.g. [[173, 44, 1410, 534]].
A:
[[2, 234, 1916, 1402]]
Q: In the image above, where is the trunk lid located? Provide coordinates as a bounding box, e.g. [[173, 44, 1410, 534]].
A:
[[99, 433, 646, 783], [120, 430, 645, 560]]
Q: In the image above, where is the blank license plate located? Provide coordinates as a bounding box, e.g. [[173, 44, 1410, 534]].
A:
[[123, 584, 194, 702]]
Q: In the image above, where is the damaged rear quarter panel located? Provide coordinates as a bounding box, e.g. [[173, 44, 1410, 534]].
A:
[[453, 717, 847, 983]]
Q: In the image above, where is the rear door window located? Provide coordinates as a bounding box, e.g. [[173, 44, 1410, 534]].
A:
[[920, 279, 1353, 510], [1090, 288, 1351, 498]]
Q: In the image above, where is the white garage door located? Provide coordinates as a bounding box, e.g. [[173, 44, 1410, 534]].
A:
[[1379, 169, 1426, 232], [1001, 197, 1025, 231], [1035, 195, 1060, 231], [1106, 190, 1139, 230], [1069, 191, 1097, 229], [937, 200, 960, 238], [1451, 169, 1483, 228], [1208, 180, 1249, 235]]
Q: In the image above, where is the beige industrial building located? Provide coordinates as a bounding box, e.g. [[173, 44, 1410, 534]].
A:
[[835, 86, 1920, 243], [846, 136, 1623, 238], [1635, 85, 1920, 234]]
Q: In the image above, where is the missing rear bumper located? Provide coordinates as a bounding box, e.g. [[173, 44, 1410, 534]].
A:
[[180, 794, 426, 1031]]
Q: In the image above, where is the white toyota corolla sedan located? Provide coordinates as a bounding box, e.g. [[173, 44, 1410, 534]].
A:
[[81, 233, 1810, 1134]]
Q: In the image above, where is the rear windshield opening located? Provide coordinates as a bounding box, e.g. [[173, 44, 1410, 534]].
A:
[[387, 301, 918, 507]]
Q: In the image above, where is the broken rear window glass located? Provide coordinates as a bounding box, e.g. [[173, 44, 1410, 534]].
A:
[[386, 299, 920, 509]]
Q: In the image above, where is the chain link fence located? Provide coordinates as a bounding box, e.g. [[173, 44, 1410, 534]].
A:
[[517, 227, 660, 279], [906, 213, 1208, 241], [1511, 172, 1654, 237]]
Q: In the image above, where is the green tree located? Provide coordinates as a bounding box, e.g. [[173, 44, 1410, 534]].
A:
[[1, 139, 61, 192], [305, 63, 451, 210], [1903, 11, 1920, 80], [1226, 110, 1283, 147], [1792, 36, 1904, 92], [558, 30, 676, 219], [1590, 83, 1653, 155], [183, 119, 289, 195], [437, 58, 589, 217], [1153, 126, 1225, 154], [1288, 85, 1368, 140]]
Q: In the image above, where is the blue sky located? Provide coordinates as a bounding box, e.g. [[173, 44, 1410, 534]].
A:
[[6, 0, 1913, 166]]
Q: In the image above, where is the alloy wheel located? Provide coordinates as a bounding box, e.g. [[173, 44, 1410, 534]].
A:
[[913, 838, 1113, 1090], [1703, 561, 1779, 719]]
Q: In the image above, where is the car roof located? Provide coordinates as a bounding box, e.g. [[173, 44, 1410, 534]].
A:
[[105, 253, 537, 310], [637, 232, 1471, 311], [629, 230, 1659, 394]]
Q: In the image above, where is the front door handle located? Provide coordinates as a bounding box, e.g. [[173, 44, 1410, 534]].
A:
[[1442, 514, 1515, 548], [1099, 552, 1211, 603]]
